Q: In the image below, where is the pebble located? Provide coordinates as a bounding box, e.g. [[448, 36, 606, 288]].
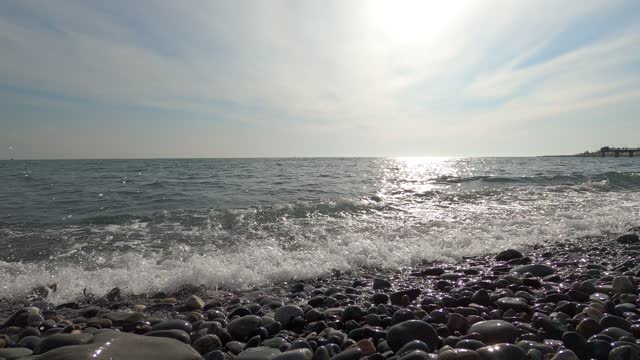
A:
[[372, 278, 392, 289], [447, 313, 470, 334], [467, 320, 516, 345], [387, 320, 438, 352], [495, 297, 529, 312], [549, 350, 579, 360], [34, 333, 94, 354], [389, 289, 421, 306], [437, 349, 480, 360], [509, 264, 554, 277], [608, 345, 640, 360], [616, 233, 639, 244], [330, 347, 363, 360], [236, 347, 281, 360], [356, 339, 376, 355], [612, 276, 635, 294], [476, 344, 527, 360], [146, 329, 192, 344], [0, 347, 34, 359], [185, 295, 205, 310], [192, 335, 222, 355], [274, 305, 304, 328], [272, 349, 313, 360], [152, 319, 194, 332], [397, 340, 431, 356], [495, 249, 523, 262], [228, 315, 262, 340], [398, 349, 430, 360], [36, 331, 202, 360]]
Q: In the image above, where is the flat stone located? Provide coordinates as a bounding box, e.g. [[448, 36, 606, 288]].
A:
[[550, 350, 579, 360], [608, 345, 640, 360], [35, 331, 202, 360], [477, 344, 526, 360], [35, 333, 94, 354], [271, 349, 313, 360], [151, 319, 193, 333], [398, 350, 430, 360], [455, 340, 486, 351], [103, 311, 146, 324], [0, 347, 34, 359], [600, 315, 631, 332], [467, 320, 516, 345], [601, 327, 633, 340], [397, 340, 430, 356], [510, 265, 553, 277], [495, 297, 529, 312], [373, 278, 392, 289], [617, 233, 640, 244], [228, 315, 262, 340], [274, 305, 304, 327], [262, 337, 289, 349], [387, 320, 438, 352], [331, 347, 364, 360], [515, 341, 554, 355], [440, 273, 465, 281], [417, 268, 445, 276], [437, 349, 481, 360], [495, 249, 523, 262], [236, 347, 281, 360], [145, 329, 192, 344]]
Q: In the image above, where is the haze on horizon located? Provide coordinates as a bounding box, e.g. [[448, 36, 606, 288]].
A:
[[1, 0, 640, 160]]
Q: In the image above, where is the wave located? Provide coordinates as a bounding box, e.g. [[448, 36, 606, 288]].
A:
[[430, 171, 640, 189], [1, 186, 638, 304]]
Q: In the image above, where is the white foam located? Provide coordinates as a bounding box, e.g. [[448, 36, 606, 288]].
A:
[[1, 184, 639, 304]]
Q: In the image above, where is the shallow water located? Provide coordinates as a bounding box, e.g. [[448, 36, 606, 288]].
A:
[[1, 157, 639, 302]]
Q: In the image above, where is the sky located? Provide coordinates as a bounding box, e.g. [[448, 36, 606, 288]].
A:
[[1, 0, 640, 159]]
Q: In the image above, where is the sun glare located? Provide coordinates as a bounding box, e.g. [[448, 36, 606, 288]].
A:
[[367, 0, 468, 45]]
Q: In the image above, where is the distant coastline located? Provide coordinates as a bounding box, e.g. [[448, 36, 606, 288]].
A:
[[543, 146, 640, 157]]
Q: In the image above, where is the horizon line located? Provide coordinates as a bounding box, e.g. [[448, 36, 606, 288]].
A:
[[0, 154, 613, 161]]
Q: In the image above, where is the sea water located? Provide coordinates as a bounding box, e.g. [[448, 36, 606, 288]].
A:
[[1, 157, 639, 302]]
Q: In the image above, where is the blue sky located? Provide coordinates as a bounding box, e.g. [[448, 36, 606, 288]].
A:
[[1, 0, 640, 159]]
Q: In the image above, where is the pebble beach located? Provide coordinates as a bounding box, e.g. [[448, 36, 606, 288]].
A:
[[2, 229, 640, 360]]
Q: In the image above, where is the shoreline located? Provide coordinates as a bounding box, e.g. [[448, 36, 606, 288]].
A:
[[1, 228, 640, 358]]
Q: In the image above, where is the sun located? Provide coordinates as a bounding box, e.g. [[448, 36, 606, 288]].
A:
[[366, 0, 468, 45]]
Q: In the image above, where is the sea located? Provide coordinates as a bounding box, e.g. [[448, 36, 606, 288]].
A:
[[1, 157, 639, 303]]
